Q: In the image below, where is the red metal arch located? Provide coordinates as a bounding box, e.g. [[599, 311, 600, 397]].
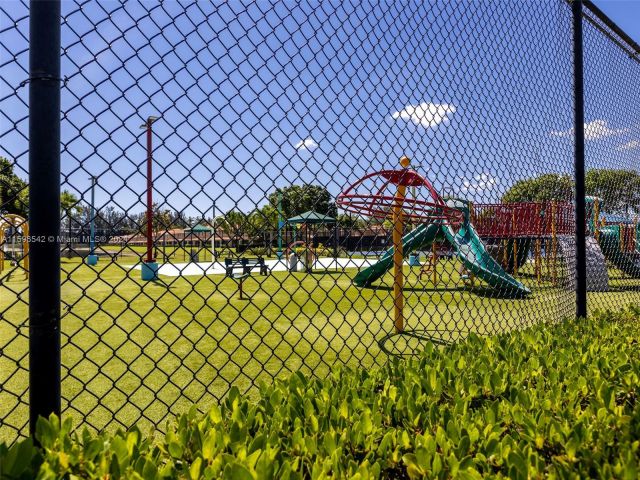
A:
[[336, 168, 462, 225]]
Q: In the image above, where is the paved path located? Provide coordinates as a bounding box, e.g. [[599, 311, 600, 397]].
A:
[[130, 257, 375, 277]]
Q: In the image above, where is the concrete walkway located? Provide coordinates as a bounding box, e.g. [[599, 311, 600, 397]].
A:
[[130, 257, 375, 277]]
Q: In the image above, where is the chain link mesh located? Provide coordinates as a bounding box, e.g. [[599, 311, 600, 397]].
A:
[[581, 4, 640, 311], [1, 0, 638, 443]]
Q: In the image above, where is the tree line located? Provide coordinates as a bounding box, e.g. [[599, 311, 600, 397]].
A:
[[3, 159, 367, 237], [501, 170, 640, 214], [4, 155, 638, 237]]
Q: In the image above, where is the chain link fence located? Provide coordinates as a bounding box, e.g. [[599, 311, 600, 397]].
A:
[[581, 3, 640, 311], [1, 0, 638, 443]]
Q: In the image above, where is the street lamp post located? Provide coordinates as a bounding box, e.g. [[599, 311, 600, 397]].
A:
[[140, 115, 160, 280], [86, 176, 98, 265]]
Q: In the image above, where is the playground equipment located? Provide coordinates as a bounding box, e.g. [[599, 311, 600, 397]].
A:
[[0, 214, 29, 278], [285, 240, 315, 272], [337, 156, 465, 333], [472, 199, 613, 291], [284, 211, 337, 273], [597, 212, 640, 278], [350, 202, 531, 296], [471, 201, 575, 284], [184, 224, 213, 263], [472, 196, 640, 288], [591, 197, 640, 280]]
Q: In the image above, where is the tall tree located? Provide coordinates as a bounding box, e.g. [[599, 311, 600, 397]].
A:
[[502, 170, 640, 214], [501, 174, 574, 203], [219, 210, 248, 237], [152, 204, 174, 258], [60, 190, 83, 258], [585, 169, 640, 214], [0, 157, 28, 217], [267, 184, 336, 219], [336, 213, 367, 229], [60, 190, 83, 236]]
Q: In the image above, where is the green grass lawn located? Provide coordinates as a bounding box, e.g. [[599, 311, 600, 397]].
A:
[[1, 254, 638, 443]]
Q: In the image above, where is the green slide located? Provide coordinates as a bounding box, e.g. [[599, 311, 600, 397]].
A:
[[353, 222, 442, 287], [442, 199, 530, 297], [598, 225, 640, 278], [441, 221, 531, 297], [352, 199, 530, 296]]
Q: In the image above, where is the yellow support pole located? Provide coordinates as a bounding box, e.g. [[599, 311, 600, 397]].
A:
[[502, 239, 507, 269], [393, 156, 410, 333], [0, 225, 5, 274], [22, 221, 29, 278]]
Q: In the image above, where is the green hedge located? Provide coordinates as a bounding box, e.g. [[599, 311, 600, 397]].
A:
[[2, 306, 640, 479]]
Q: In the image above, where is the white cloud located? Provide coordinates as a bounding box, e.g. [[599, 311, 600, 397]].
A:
[[617, 140, 640, 151], [391, 102, 456, 128], [461, 173, 497, 194], [294, 137, 319, 151], [550, 119, 629, 140]]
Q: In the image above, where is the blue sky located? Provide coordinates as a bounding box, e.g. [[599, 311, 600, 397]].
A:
[[593, 0, 640, 44], [1, 1, 638, 220]]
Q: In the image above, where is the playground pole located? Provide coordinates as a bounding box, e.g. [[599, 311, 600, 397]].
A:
[[393, 156, 410, 333], [573, 0, 587, 318], [29, 0, 61, 437], [140, 115, 160, 280], [87, 176, 98, 265]]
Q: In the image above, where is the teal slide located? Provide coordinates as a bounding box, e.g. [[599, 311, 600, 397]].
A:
[[598, 225, 640, 278], [353, 222, 442, 287], [441, 222, 530, 296], [352, 199, 530, 297]]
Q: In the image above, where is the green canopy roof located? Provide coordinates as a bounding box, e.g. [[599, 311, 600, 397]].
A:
[[185, 224, 213, 233], [286, 211, 336, 224]]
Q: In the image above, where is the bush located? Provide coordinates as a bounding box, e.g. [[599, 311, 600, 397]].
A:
[[245, 247, 269, 257], [314, 243, 334, 258], [2, 306, 640, 479]]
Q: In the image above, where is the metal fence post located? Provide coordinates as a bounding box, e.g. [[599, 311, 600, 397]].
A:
[[572, 0, 587, 318], [29, 0, 61, 435]]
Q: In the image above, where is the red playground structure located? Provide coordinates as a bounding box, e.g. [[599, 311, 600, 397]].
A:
[[471, 201, 575, 283]]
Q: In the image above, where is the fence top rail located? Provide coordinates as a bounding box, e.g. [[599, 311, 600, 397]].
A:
[[583, 0, 640, 63]]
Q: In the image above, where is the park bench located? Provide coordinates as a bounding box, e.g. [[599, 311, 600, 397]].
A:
[[224, 257, 269, 299]]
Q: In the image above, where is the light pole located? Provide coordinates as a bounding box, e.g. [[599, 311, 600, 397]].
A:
[[86, 176, 98, 265], [140, 115, 160, 280]]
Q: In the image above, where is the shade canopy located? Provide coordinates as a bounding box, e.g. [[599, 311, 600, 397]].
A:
[[286, 211, 336, 224], [185, 224, 213, 233]]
